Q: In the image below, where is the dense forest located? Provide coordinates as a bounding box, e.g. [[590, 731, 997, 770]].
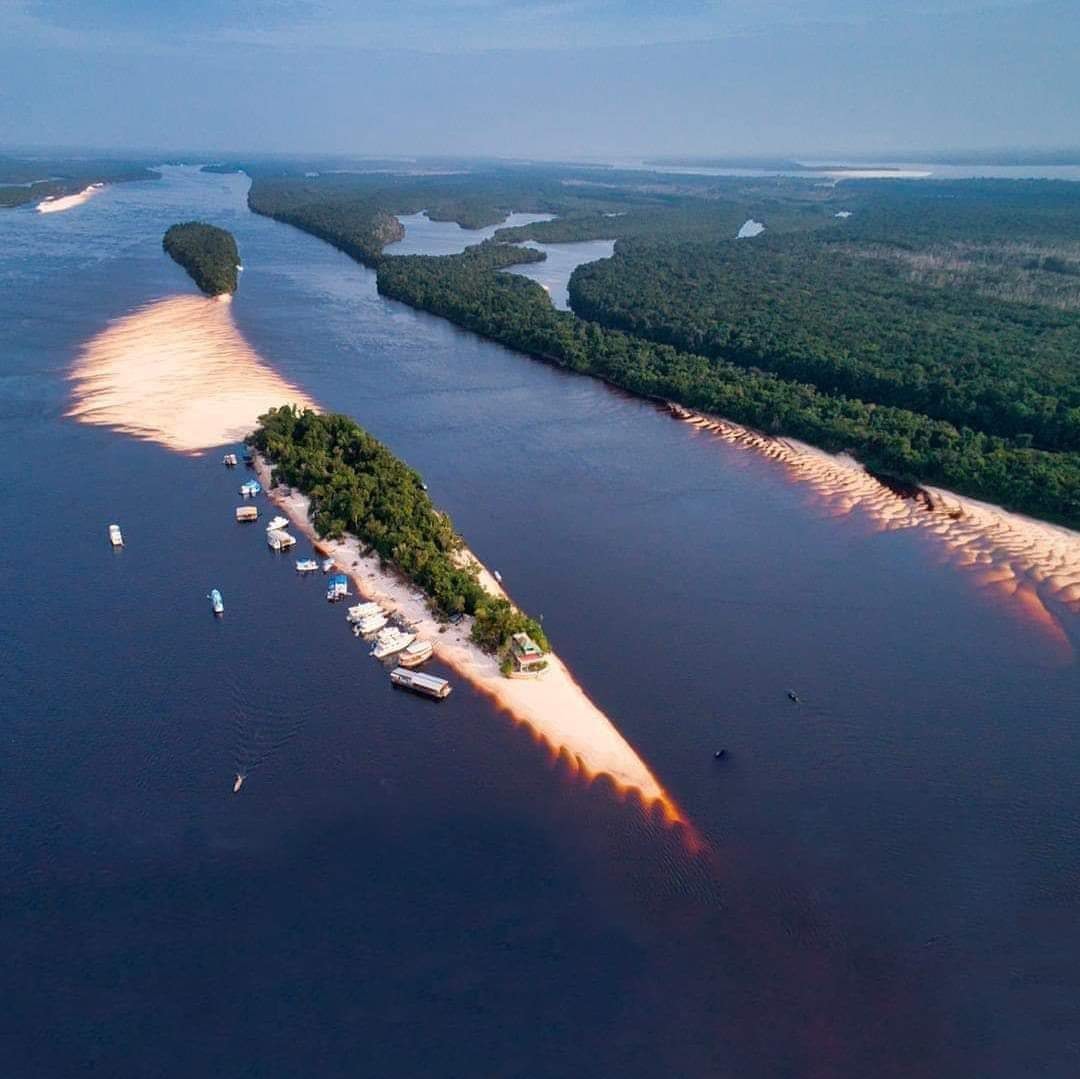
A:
[[162, 222, 240, 296], [378, 247, 1080, 528], [569, 234, 1080, 450], [239, 164, 1080, 526], [249, 407, 549, 657], [0, 157, 160, 208]]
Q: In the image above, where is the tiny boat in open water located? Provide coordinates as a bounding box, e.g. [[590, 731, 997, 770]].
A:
[[787, 690, 800, 704], [266, 515, 289, 532], [397, 639, 433, 668], [296, 558, 319, 573], [713, 748, 727, 760], [108, 523, 123, 547], [371, 626, 416, 660], [208, 588, 224, 615], [233, 773, 244, 793]]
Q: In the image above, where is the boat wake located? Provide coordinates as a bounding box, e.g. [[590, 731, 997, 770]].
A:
[[67, 294, 318, 454], [669, 404, 1080, 658]]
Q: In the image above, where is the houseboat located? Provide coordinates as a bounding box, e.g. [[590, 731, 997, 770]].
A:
[[239, 479, 262, 497], [267, 529, 297, 551], [326, 573, 349, 602], [208, 589, 224, 615], [390, 667, 452, 700], [371, 626, 416, 660], [397, 639, 434, 668], [295, 558, 319, 573], [266, 515, 289, 532], [235, 505, 259, 522], [223, 452, 238, 467], [352, 611, 387, 635], [108, 523, 124, 547]]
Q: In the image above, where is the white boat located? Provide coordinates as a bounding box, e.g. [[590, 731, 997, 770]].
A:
[[266, 515, 289, 532], [233, 773, 245, 793], [295, 558, 319, 572], [223, 453, 238, 467], [371, 627, 416, 660], [347, 601, 385, 623], [267, 529, 296, 551], [108, 523, 123, 547], [390, 667, 452, 700], [208, 588, 224, 615], [322, 558, 336, 573], [353, 612, 388, 635], [397, 639, 434, 668]]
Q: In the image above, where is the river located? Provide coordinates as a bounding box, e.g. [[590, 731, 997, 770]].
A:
[[2, 166, 1078, 1078]]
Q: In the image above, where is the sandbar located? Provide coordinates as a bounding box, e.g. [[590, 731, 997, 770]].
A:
[[37, 183, 104, 213]]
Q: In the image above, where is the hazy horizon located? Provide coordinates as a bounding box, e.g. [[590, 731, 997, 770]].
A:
[[2, 0, 1077, 159]]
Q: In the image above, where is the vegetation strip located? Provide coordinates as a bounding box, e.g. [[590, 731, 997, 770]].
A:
[[163, 222, 241, 296]]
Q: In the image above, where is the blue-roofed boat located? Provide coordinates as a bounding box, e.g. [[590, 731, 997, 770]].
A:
[[326, 573, 349, 602], [240, 479, 262, 497], [208, 589, 224, 615]]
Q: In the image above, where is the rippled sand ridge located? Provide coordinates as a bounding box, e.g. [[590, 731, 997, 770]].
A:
[[671, 404, 1080, 654], [68, 294, 317, 454]]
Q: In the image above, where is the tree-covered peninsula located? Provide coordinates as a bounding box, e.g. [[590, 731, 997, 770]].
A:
[[163, 222, 241, 296], [250, 407, 549, 657]]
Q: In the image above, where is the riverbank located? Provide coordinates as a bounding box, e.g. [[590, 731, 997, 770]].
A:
[[37, 183, 104, 214], [669, 403, 1080, 655], [253, 454, 686, 826]]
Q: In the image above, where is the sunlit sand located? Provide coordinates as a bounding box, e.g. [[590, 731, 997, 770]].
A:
[[67, 294, 317, 454], [670, 404, 1080, 656], [37, 184, 104, 213]]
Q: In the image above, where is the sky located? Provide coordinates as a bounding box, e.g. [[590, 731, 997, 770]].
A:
[[1, 0, 1076, 158]]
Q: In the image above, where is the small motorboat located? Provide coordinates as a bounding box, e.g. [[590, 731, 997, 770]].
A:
[[266, 515, 289, 532], [240, 479, 262, 497], [208, 588, 224, 615], [233, 773, 245, 793], [295, 558, 319, 573], [322, 558, 336, 573], [493, 570, 503, 583], [397, 639, 433, 668], [222, 453, 238, 467], [353, 612, 387, 635], [713, 748, 727, 760], [108, 523, 124, 547], [787, 690, 800, 703]]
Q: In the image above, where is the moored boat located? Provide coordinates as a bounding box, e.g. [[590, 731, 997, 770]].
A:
[[295, 558, 319, 572], [208, 588, 224, 615], [347, 600, 385, 623], [397, 639, 433, 668], [390, 667, 452, 700], [266, 515, 289, 532], [326, 573, 349, 602], [223, 453, 238, 467], [371, 626, 416, 659], [322, 557, 336, 573], [235, 505, 259, 522], [108, 523, 124, 547], [353, 611, 387, 635], [240, 479, 262, 497]]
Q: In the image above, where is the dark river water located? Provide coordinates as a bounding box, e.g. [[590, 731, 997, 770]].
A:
[[2, 167, 1078, 1078]]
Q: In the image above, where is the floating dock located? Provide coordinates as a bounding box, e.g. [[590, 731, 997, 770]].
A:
[[390, 667, 452, 700], [267, 529, 296, 550]]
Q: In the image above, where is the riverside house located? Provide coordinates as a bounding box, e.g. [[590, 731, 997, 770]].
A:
[[509, 632, 546, 676]]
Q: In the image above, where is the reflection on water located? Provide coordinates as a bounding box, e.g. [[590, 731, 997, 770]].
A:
[[67, 294, 318, 454]]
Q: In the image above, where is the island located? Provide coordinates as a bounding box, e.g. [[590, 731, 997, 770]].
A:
[[163, 221, 241, 296]]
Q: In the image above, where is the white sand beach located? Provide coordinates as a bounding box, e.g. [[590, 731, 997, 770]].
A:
[[37, 183, 105, 213]]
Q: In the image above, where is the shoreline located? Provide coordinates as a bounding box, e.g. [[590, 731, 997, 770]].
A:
[[253, 454, 687, 826], [37, 183, 105, 214]]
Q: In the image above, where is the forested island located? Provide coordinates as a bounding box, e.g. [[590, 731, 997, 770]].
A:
[[163, 222, 241, 296], [239, 165, 1080, 527], [0, 156, 159, 208], [250, 406, 549, 659]]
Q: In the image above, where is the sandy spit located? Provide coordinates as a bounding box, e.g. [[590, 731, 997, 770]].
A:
[[37, 184, 105, 214], [669, 404, 1080, 655], [254, 456, 684, 823], [67, 294, 318, 454]]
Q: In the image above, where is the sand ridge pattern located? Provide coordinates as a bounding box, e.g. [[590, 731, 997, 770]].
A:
[[67, 294, 317, 454], [670, 404, 1080, 655]]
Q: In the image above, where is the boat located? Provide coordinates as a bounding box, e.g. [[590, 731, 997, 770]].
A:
[[267, 529, 296, 551], [326, 573, 349, 601], [493, 570, 503, 583], [347, 601, 385, 622], [266, 515, 289, 532], [787, 690, 800, 704], [397, 639, 434, 668], [390, 667, 452, 700], [239, 479, 262, 497], [353, 612, 387, 635], [223, 453, 238, 467], [208, 588, 224, 615], [235, 505, 259, 522], [713, 748, 727, 760], [233, 773, 244, 793], [295, 558, 319, 572], [108, 523, 123, 547], [322, 558, 336, 573], [371, 626, 416, 660]]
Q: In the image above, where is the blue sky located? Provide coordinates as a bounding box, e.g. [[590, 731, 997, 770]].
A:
[[1, 0, 1075, 156]]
